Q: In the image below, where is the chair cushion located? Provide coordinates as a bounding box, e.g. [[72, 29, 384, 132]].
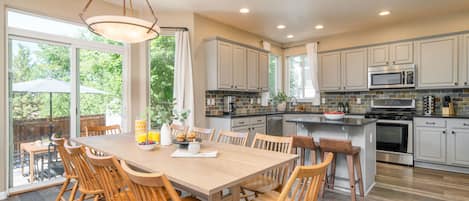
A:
[[241, 175, 281, 194]]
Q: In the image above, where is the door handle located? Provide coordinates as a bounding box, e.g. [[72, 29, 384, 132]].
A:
[[425, 122, 436, 125], [451, 131, 456, 135], [442, 130, 446, 134], [463, 123, 469, 127]]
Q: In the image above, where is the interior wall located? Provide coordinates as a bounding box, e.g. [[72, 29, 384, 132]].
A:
[[192, 14, 283, 127], [0, 0, 127, 194], [284, 10, 469, 55]]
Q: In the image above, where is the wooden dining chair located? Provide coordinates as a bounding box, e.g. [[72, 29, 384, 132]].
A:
[[51, 137, 79, 201], [253, 153, 334, 201], [216, 130, 249, 146], [170, 123, 189, 138], [84, 124, 121, 137], [241, 133, 293, 200], [188, 127, 216, 141], [85, 150, 135, 201], [291, 136, 319, 167], [65, 144, 104, 201], [120, 161, 200, 201]]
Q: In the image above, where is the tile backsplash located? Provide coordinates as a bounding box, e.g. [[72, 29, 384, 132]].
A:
[[206, 89, 469, 116]]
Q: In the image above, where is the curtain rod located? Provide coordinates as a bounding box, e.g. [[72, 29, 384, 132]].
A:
[[160, 26, 189, 31]]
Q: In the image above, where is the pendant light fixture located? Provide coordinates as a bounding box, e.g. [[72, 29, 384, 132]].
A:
[[79, 0, 160, 44]]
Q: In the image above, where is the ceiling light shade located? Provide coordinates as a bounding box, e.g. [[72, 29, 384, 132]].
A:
[[379, 10, 391, 16], [240, 8, 250, 13], [277, 25, 286, 29], [315, 24, 324, 29], [80, 0, 160, 44]]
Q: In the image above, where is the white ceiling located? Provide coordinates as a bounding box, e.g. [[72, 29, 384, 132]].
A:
[[107, 0, 469, 43]]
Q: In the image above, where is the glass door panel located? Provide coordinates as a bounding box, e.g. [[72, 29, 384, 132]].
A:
[[8, 38, 70, 187], [78, 49, 123, 136]]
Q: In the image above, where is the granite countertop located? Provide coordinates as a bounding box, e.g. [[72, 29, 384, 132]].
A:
[[286, 117, 377, 127], [414, 114, 469, 119], [206, 112, 366, 118]]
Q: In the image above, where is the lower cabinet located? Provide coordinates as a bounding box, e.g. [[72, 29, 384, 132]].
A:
[[414, 127, 446, 163], [414, 118, 469, 168], [207, 116, 266, 147]]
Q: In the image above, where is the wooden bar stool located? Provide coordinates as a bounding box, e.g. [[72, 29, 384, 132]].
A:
[[291, 136, 319, 166], [319, 138, 364, 201]]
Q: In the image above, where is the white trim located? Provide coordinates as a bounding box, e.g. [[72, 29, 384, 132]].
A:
[[0, 191, 7, 200], [70, 47, 78, 138]]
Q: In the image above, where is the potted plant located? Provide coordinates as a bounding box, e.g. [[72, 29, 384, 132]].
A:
[[153, 100, 191, 146], [273, 92, 289, 112]]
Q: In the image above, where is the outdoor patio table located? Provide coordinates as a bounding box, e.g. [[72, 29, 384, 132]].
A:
[[20, 142, 50, 182]]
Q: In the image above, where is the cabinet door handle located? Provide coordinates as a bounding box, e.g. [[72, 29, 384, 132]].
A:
[[425, 122, 436, 125], [452, 131, 456, 134], [454, 82, 458, 86], [465, 82, 468, 86], [386, 61, 389, 65], [463, 123, 469, 127], [392, 61, 396, 64], [235, 86, 238, 88], [239, 121, 245, 124], [442, 130, 446, 134]]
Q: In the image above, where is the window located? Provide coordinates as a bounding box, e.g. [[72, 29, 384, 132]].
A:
[[287, 55, 315, 100], [268, 54, 281, 97], [149, 35, 176, 128], [7, 10, 126, 189]]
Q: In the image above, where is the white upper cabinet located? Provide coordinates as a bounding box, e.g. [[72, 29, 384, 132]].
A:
[[415, 35, 458, 89], [258, 52, 269, 91], [232, 45, 247, 90], [368, 42, 413, 66], [206, 38, 269, 91], [341, 48, 368, 91], [368, 45, 389, 66], [460, 34, 469, 87], [319, 51, 342, 91], [217, 41, 233, 89], [247, 49, 259, 91], [390, 42, 413, 65]]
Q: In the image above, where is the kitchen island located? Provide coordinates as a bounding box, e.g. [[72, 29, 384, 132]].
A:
[[287, 117, 377, 194]]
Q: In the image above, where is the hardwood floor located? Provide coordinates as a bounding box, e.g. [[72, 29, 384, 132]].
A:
[[7, 163, 469, 201]]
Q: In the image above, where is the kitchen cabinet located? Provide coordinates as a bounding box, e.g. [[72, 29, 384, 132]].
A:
[[206, 37, 269, 91], [460, 34, 469, 87], [247, 49, 259, 91], [258, 52, 269, 91], [414, 127, 447, 164], [207, 116, 266, 147], [414, 35, 458, 89], [368, 42, 413, 67], [319, 51, 342, 91], [341, 48, 368, 91], [232, 45, 247, 89], [319, 48, 367, 92], [415, 117, 469, 169]]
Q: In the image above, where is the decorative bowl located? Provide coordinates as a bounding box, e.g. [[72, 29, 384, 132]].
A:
[[137, 143, 156, 151], [324, 112, 345, 120]]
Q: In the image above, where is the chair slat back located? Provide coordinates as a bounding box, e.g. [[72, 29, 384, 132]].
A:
[[85, 124, 121, 137], [86, 150, 134, 201], [292, 136, 318, 166], [251, 133, 293, 187], [278, 153, 334, 201], [216, 130, 248, 146], [64, 144, 103, 193], [51, 137, 76, 178], [251, 133, 293, 154], [189, 127, 215, 141], [121, 161, 182, 201], [319, 138, 353, 153], [170, 123, 188, 138]]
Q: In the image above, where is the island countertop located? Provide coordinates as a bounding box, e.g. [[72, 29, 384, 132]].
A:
[[286, 117, 377, 126]]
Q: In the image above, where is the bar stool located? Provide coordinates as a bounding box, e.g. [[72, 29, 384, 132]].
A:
[[319, 138, 364, 201], [291, 135, 319, 166]]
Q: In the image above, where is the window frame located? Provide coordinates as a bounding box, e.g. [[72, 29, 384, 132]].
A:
[[268, 54, 282, 98], [285, 54, 314, 102]]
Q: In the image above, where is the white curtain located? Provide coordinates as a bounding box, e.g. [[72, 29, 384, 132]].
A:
[[306, 42, 321, 106], [174, 31, 194, 126]]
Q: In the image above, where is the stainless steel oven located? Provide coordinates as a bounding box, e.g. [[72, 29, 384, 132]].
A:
[[368, 64, 415, 89], [376, 120, 413, 165]]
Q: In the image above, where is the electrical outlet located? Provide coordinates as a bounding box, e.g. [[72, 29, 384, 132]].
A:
[[321, 98, 326, 104], [250, 98, 254, 105], [211, 98, 216, 106], [257, 98, 261, 104], [356, 98, 361, 105], [206, 98, 211, 106]]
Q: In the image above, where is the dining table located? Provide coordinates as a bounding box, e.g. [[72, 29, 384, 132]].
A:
[[72, 134, 298, 201]]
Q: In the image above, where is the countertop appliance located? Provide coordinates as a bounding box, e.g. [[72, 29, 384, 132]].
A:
[[365, 98, 415, 166], [267, 114, 283, 136], [223, 96, 236, 114], [368, 64, 415, 89]]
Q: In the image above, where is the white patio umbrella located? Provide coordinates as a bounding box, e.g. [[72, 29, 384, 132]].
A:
[[12, 78, 107, 121]]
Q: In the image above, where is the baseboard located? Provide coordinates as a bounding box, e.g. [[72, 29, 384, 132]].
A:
[[0, 191, 7, 200], [415, 161, 469, 174]]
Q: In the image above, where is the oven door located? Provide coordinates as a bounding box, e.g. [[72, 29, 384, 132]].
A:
[[376, 120, 413, 154]]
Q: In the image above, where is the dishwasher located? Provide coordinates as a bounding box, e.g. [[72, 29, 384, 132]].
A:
[[266, 114, 283, 136]]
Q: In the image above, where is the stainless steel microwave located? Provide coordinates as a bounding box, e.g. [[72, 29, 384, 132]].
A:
[[368, 64, 415, 89]]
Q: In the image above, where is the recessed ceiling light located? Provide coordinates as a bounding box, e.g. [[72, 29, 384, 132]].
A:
[[379, 10, 391, 16], [277, 25, 286, 29], [239, 8, 250, 14], [287, 34, 294, 39], [315, 24, 324, 30]]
